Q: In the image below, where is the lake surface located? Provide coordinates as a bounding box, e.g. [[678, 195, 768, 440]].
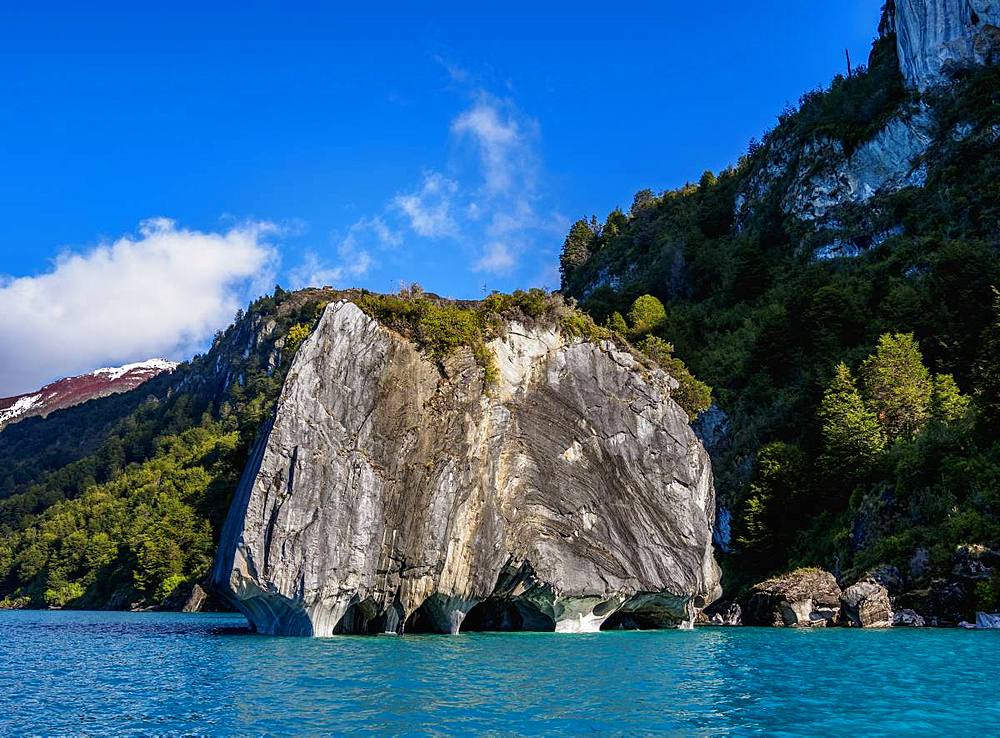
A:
[[2, 610, 998, 735]]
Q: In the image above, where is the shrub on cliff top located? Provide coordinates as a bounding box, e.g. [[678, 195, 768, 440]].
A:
[[354, 286, 617, 387]]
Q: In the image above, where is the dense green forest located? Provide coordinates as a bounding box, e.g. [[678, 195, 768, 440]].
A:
[[560, 29, 1000, 605]]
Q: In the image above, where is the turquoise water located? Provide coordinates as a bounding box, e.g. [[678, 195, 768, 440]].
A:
[[2, 611, 998, 735]]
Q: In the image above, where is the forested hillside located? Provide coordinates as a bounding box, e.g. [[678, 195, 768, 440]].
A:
[[0, 287, 331, 609], [560, 25, 1000, 605]]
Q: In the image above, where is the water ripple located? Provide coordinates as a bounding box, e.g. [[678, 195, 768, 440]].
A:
[[1, 611, 997, 735]]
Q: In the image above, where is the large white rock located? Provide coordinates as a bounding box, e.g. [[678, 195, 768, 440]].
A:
[[893, 0, 1000, 90], [211, 300, 721, 635]]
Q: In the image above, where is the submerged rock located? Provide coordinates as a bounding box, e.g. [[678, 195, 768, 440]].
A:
[[745, 569, 842, 627], [211, 300, 721, 636], [841, 581, 893, 628]]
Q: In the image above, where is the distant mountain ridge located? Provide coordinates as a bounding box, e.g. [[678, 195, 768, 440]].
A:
[[0, 359, 177, 432]]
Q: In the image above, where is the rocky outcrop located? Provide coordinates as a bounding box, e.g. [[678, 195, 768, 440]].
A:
[[211, 300, 721, 636], [744, 569, 842, 627], [892, 0, 1000, 90], [707, 602, 742, 626], [896, 579, 970, 625], [974, 612, 1000, 628], [841, 581, 893, 627], [736, 105, 935, 229], [782, 105, 935, 222], [893, 608, 927, 626], [894, 545, 1000, 624]]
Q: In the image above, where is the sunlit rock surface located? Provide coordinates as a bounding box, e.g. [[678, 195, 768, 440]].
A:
[[893, 0, 1000, 90], [212, 300, 721, 635]]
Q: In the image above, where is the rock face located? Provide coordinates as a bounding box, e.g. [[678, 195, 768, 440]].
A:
[[782, 105, 935, 222], [708, 602, 742, 626], [893, 608, 927, 627], [735, 105, 935, 228], [211, 300, 721, 636], [893, 0, 1000, 90], [841, 581, 893, 628], [744, 569, 842, 627]]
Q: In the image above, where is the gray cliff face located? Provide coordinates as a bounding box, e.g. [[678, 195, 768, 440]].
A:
[[782, 105, 935, 222], [734, 1, 1000, 236], [893, 0, 1000, 90], [212, 300, 721, 636], [735, 105, 935, 228]]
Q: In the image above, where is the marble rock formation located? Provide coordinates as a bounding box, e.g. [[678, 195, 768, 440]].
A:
[[744, 569, 842, 627], [892, 608, 927, 626], [211, 300, 721, 635], [841, 581, 894, 628], [892, 0, 1000, 90]]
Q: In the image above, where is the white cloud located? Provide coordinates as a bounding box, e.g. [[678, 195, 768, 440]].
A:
[[308, 86, 556, 282], [474, 242, 516, 275], [0, 218, 276, 396], [451, 99, 525, 194], [288, 216, 393, 289], [393, 173, 459, 238]]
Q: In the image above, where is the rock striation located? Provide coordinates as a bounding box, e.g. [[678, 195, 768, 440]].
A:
[[211, 300, 721, 636], [744, 569, 842, 627], [734, 104, 935, 229], [841, 581, 894, 628], [892, 0, 1000, 90]]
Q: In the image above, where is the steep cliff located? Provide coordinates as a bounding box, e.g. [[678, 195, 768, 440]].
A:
[[212, 299, 721, 635], [893, 0, 1000, 90]]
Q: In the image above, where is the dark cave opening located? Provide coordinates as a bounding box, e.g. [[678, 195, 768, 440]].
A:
[[460, 598, 556, 632]]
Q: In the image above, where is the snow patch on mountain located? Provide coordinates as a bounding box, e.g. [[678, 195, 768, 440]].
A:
[[0, 359, 177, 431]]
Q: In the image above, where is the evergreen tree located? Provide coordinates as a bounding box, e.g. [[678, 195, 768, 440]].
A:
[[605, 311, 629, 336], [602, 208, 628, 241], [627, 294, 667, 336], [860, 333, 932, 442], [819, 363, 886, 473], [973, 288, 1000, 431], [930, 373, 970, 425], [558, 219, 597, 289], [630, 189, 655, 216]]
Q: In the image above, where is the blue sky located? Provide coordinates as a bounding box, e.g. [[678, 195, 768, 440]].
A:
[[0, 0, 885, 394]]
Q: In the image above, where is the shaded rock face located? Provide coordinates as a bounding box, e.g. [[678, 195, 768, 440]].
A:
[[745, 569, 842, 627], [736, 106, 934, 230], [896, 579, 971, 625], [707, 602, 742, 626], [893, 608, 927, 626], [863, 565, 905, 598], [894, 0, 1000, 90], [782, 105, 935, 222], [212, 301, 721, 636], [841, 581, 893, 628]]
